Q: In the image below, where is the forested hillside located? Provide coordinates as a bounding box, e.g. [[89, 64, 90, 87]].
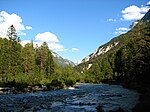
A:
[[76, 10, 150, 88], [0, 25, 80, 91]]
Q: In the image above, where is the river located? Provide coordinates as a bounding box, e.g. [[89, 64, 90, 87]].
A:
[[0, 83, 139, 112]]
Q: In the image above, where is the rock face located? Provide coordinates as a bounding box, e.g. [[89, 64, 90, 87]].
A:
[[79, 41, 119, 70], [81, 42, 119, 63], [0, 83, 139, 112]]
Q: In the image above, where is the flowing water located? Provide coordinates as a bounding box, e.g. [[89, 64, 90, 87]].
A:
[[0, 83, 139, 112]]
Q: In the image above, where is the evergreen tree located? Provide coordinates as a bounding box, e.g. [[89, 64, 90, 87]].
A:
[[7, 25, 19, 42], [0, 38, 9, 75], [40, 42, 49, 78], [35, 42, 55, 79], [7, 25, 22, 75], [47, 50, 55, 77], [22, 42, 35, 75]]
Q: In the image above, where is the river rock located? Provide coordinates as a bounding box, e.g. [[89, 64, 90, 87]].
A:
[[0, 83, 139, 112]]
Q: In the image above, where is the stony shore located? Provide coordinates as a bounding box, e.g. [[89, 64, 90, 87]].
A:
[[0, 84, 139, 112]]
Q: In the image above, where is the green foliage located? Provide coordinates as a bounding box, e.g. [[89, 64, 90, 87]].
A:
[[22, 42, 35, 75], [1, 15, 149, 93], [76, 19, 150, 87], [64, 79, 75, 87], [0, 25, 81, 91], [46, 79, 64, 90]]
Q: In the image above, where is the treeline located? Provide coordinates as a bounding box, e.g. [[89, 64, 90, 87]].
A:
[[0, 20, 149, 92], [0, 25, 80, 90], [76, 20, 150, 88]]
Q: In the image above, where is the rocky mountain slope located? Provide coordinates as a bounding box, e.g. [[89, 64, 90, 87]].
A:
[[76, 9, 150, 87], [52, 52, 75, 67], [78, 9, 150, 71]]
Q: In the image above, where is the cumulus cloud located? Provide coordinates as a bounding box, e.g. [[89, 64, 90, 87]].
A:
[[121, 3, 149, 21], [21, 31, 69, 52], [72, 48, 79, 51], [115, 27, 130, 35], [34, 32, 68, 52], [147, 1, 150, 5], [48, 42, 68, 52], [35, 32, 59, 43], [0, 11, 32, 37]]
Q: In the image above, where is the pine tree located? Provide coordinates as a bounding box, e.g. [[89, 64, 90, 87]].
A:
[[47, 50, 55, 77], [35, 42, 55, 79], [0, 38, 9, 75], [7, 25, 19, 42], [40, 42, 49, 78], [7, 25, 22, 75], [22, 42, 35, 75]]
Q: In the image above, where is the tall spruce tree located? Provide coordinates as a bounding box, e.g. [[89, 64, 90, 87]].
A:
[[47, 50, 55, 77], [7, 25, 20, 42], [22, 42, 35, 75], [7, 25, 22, 75], [35, 42, 55, 79]]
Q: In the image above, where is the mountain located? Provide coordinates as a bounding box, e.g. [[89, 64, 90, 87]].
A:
[[141, 9, 150, 22], [78, 32, 124, 71], [78, 9, 150, 70], [81, 41, 119, 64], [76, 10, 150, 85], [52, 52, 75, 67]]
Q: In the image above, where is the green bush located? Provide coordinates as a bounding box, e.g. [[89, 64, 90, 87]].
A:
[[64, 79, 75, 87], [46, 79, 64, 90]]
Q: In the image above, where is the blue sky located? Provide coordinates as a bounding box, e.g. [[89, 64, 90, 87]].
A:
[[0, 0, 149, 63]]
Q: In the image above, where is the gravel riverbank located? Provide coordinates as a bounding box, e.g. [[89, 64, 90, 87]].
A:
[[0, 83, 139, 112]]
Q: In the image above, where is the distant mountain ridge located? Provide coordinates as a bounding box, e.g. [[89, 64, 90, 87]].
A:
[[52, 52, 75, 67]]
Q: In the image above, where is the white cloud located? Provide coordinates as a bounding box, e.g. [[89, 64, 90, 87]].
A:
[[115, 27, 130, 35], [107, 18, 116, 22], [48, 42, 68, 52], [21, 31, 69, 52], [121, 5, 149, 21], [20, 40, 31, 46], [35, 32, 59, 43], [0, 11, 32, 37], [26, 26, 32, 30], [21, 40, 65, 51], [147, 1, 150, 5], [21, 39, 67, 52], [72, 48, 79, 51], [34, 32, 68, 52]]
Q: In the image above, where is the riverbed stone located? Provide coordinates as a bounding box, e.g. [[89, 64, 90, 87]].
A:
[[0, 83, 139, 112]]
